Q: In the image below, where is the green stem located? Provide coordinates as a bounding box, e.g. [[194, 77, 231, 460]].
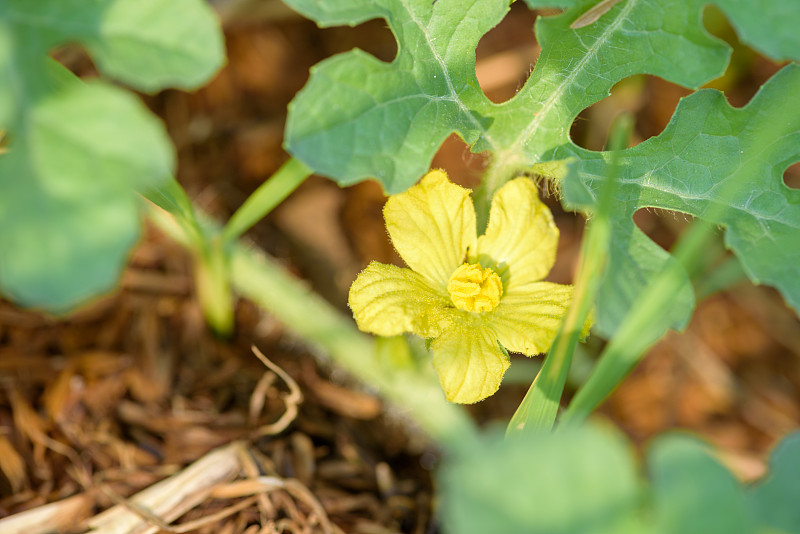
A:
[[143, 176, 235, 335], [221, 157, 311, 243], [193, 235, 234, 336], [475, 154, 574, 233]]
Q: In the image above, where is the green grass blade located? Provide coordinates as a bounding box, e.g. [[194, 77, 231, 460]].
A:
[[506, 115, 632, 435], [560, 218, 717, 426]]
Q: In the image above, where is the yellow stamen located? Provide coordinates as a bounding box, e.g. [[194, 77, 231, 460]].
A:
[[447, 263, 503, 313]]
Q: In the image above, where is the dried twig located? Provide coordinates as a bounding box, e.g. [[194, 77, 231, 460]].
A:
[[168, 496, 260, 533], [249, 345, 303, 438], [0, 493, 93, 534], [236, 442, 277, 524], [87, 441, 245, 534], [210, 477, 337, 534], [570, 0, 623, 29]]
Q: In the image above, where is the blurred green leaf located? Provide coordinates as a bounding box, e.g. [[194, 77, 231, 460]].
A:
[[281, 1, 388, 26], [747, 431, 800, 534], [442, 423, 800, 533], [1, 0, 224, 92], [0, 81, 173, 310], [523, 0, 577, 7], [439, 424, 643, 534], [0, 0, 224, 311], [142, 175, 199, 230], [714, 0, 800, 62], [0, 26, 13, 127], [648, 434, 754, 534]]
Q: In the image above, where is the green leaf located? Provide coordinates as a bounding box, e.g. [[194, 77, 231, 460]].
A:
[[282, 1, 388, 26], [1, 0, 224, 92], [476, 0, 730, 162], [648, 434, 754, 534], [528, 0, 800, 63], [285, 0, 729, 194], [142, 175, 200, 229], [0, 25, 13, 127], [285, 0, 508, 193], [747, 431, 800, 533], [564, 64, 800, 330], [440, 423, 800, 533], [289, 0, 800, 334], [0, 81, 173, 311], [439, 424, 643, 534], [714, 0, 800, 62], [0, 0, 224, 311]]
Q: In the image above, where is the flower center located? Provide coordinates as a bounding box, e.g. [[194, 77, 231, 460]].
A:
[[447, 263, 503, 313]]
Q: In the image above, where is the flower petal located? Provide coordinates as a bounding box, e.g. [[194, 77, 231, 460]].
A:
[[384, 170, 477, 291], [470, 177, 558, 290], [348, 261, 452, 338], [431, 325, 510, 404], [490, 282, 589, 356]]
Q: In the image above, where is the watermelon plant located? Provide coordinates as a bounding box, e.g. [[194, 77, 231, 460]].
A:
[[1, 0, 798, 531]]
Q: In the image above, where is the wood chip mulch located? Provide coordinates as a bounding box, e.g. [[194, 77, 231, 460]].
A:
[[0, 228, 435, 534]]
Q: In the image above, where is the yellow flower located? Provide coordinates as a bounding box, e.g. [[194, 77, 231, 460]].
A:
[[348, 170, 590, 404]]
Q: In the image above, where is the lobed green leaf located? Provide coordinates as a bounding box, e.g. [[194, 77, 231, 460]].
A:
[[288, 0, 800, 332], [286, 0, 730, 194], [564, 64, 800, 330], [714, 0, 800, 62], [529, 0, 800, 64], [477, 0, 729, 157], [285, 0, 508, 193]]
